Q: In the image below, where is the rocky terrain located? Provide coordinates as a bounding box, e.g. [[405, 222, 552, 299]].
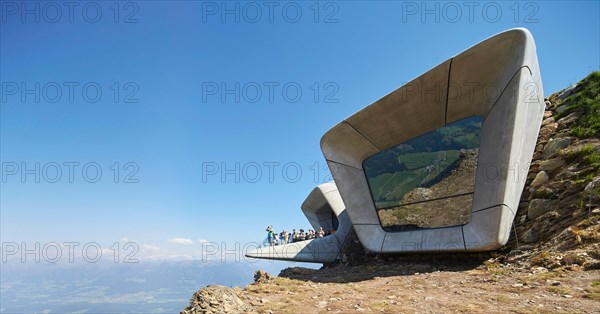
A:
[[182, 72, 600, 313]]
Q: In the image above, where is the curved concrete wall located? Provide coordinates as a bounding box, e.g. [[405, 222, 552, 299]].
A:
[[245, 182, 350, 263], [301, 182, 348, 236], [320, 28, 544, 253]]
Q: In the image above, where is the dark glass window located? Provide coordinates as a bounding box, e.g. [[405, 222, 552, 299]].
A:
[[363, 116, 483, 231]]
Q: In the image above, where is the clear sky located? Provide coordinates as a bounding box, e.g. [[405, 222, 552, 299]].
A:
[[1, 1, 599, 261]]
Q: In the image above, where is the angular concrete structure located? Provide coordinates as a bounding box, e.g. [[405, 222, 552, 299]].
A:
[[246, 28, 544, 263], [245, 182, 351, 263], [320, 28, 544, 254]]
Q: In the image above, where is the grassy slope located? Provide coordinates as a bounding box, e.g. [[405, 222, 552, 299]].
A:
[[554, 71, 600, 138]]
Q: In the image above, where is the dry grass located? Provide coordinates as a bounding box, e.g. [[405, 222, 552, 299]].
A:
[[583, 281, 600, 301], [547, 285, 576, 296]]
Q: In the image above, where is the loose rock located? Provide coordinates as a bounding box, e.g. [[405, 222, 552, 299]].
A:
[[542, 138, 572, 159], [522, 228, 540, 243], [538, 123, 558, 142], [557, 111, 582, 129], [531, 171, 549, 188], [528, 199, 556, 219], [539, 158, 565, 173]]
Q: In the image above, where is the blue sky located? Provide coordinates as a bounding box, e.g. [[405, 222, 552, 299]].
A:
[[1, 1, 599, 261]]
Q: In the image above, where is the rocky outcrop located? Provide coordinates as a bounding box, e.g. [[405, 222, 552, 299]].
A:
[[180, 285, 253, 314], [542, 138, 573, 159], [510, 72, 600, 271], [527, 199, 557, 219], [253, 270, 273, 283]]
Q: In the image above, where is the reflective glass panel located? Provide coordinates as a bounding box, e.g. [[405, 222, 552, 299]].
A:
[[363, 116, 483, 231]]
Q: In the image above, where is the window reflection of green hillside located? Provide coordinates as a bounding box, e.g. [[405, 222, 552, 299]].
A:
[[364, 116, 483, 231]]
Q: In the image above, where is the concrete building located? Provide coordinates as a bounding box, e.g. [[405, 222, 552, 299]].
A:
[[246, 28, 544, 262], [245, 182, 350, 263]]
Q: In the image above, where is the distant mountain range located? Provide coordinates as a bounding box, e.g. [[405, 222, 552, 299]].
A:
[[1, 259, 301, 313]]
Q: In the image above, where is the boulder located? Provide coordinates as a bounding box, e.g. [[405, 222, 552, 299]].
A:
[[532, 211, 559, 233], [555, 105, 568, 115], [584, 176, 600, 192], [538, 123, 558, 142], [556, 169, 576, 180], [539, 158, 565, 173], [548, 180, 569, 191], [542, 138, 572, 159], [541, 117, 555, 126], [557, 111, 582, 129], [253, 270, 273, 283], [535, 143, 544, 153], [528, 199, 556, 220], [181, 285, 250, 314], [522, 228, 540, 243], [529, 161, 541, 172], [531, 171, 549, 188], [530, 187, 554, 199]]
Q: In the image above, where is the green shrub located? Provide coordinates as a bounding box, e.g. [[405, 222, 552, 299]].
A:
[[555, 71, 600, 139]]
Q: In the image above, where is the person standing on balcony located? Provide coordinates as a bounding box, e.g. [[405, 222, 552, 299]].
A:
[[317, 227, 325, 238], [266, 225, 274, 246]]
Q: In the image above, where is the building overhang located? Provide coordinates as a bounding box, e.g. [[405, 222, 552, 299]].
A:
[[245, 182, 350, 263], [320, 28, 544, 253]]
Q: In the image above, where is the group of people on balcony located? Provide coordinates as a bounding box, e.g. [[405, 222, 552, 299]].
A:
[[265, 225, 334, 246]]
